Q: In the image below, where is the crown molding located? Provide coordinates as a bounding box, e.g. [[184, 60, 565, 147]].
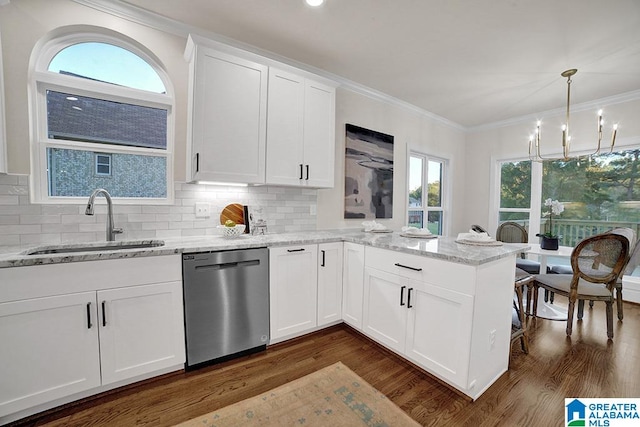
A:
[[72, 0, 465, 131], [467, 89, 640, 133]]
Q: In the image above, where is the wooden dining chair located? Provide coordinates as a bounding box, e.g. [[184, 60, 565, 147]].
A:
[[548, 227, 636, 320], [496, 222, 542, 274], [532, 233, 629, 339]]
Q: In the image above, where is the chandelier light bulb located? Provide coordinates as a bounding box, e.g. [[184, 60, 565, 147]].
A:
[[306, 0, 324, 6]]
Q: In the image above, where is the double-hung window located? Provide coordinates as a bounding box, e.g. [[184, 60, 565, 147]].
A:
[[408, 152, 447, 234], [30, 32, 173, 203]]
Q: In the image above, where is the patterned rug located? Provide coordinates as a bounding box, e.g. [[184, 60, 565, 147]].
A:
[[176, 362, 419, 426]]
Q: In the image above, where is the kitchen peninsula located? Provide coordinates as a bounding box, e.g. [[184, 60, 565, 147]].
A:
[[0, 230, 528, 424]]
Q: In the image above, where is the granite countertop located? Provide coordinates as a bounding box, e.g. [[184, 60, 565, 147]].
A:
[[0, 229, 529, 268]]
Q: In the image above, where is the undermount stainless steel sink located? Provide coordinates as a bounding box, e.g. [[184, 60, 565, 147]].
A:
[[24, 240, 165, 255]]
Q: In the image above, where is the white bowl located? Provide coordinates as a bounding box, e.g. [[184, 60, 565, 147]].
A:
[[217, 224, 246, 237]]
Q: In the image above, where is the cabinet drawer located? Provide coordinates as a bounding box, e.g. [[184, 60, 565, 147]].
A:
[[364, 246, 475, 295]]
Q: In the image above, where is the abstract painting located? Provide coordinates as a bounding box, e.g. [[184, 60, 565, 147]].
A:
[[344, 124, 394, 219]]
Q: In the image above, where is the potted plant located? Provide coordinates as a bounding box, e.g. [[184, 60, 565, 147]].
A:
[[537, 198, 564, 250]]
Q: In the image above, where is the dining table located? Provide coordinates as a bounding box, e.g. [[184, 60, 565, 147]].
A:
[[525, 243, 573, 320]]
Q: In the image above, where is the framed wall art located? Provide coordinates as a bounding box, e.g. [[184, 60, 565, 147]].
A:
[[344, 124, 394, 219]]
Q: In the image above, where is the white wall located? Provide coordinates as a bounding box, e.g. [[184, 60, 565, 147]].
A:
[[317, 88, 468, 234], [463, 97, 640, 235]]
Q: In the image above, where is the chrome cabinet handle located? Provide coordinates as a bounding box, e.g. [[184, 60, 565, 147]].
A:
[[394, 263, 422, 272]]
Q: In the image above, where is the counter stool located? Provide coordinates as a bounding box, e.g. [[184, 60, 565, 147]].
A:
[[512, 268, 533, 355]]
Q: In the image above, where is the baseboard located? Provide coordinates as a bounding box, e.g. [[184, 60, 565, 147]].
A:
[[623, 276, 640, 304]]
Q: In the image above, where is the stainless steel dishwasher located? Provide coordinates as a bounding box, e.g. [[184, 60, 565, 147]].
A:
[[182, 247, 269, 368]]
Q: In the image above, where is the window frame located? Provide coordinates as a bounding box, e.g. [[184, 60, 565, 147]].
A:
[[407, 150, 449, 235], [29, 29, 175, 204]]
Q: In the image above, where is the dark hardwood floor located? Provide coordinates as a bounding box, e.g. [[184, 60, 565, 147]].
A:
[[11, 299, 640, 427]]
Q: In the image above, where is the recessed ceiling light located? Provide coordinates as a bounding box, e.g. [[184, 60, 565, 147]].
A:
[[306, 0, 324, 6]]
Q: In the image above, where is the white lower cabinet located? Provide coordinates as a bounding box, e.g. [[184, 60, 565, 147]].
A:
[[0, 292, 101, 418], [404, 280, 474, 389], [362, 246, 512, 398], [269, 244, 318, 340], [98, 282, 185, 385], [0, 256, 185, 423], [363, 267, 474, 388], [270, 242, 344, 341], [342, 242, 365, 330]]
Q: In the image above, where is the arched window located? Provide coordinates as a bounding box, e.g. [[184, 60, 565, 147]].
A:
[[30, 29, 173, 203]]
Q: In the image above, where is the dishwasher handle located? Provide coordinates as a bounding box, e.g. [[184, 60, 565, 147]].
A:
[[195, 259, 260, 271]]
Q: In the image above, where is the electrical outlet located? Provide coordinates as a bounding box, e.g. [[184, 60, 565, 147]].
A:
[[489, 329, 496, 349], [195, 202, 210, 218]]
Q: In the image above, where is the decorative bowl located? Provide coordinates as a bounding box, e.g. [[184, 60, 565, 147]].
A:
[[217, 224, 246, 237]]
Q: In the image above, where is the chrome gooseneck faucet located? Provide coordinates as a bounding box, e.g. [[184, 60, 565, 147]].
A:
[[85, 189, 123, 241]]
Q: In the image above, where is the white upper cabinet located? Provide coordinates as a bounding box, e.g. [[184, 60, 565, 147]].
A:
[[266, 67, 336, 188], [185, 35, 336, 187], [185, 36, 268, 184]]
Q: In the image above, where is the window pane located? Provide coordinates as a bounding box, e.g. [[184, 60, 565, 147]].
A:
[[500, 161, 531, 208], [47, 147, 166, 198], [48, 42, 166, 93], [427, 160, 442, 207], [498, 212, 530, 224], [46, 90, 167, 149], [409, 156, 423, 207], [541, 149, 640, 247], [408, 209, 423, 228], [427, 211, 443, 235]]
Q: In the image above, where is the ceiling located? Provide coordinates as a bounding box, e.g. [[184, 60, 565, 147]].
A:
[[121, 0, 640, 129]]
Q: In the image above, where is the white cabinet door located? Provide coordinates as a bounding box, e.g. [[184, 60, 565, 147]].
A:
[[265, 68, 305, 186], [189, 47, 267, 184], [362, 268, 408, 354], [317, 242, 343, 326], [405, 280, 474, 389], [342, 242, 365, 329], [0, 292, 101, 418], [98, 281, 185, 385], [303, 79, 335, 188], [265, 69, 335, 189], [269, 245, 318, 340]]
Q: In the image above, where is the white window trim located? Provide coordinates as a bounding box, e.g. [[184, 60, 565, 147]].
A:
[[407, 149, 450, 235], [29, 27, 175, 204]]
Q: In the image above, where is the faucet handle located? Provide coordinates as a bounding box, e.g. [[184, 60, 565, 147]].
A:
[[113, 227, 124, 235]]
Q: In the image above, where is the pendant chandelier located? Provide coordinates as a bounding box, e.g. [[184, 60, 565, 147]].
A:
[[528, 69, 618, 162]]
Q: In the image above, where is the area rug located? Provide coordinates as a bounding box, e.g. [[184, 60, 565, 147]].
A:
[[176, 362, 420, 426]]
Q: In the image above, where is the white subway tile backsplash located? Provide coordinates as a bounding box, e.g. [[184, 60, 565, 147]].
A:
[[0, 195, 19, 205], [0, 175, 318, 247]]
